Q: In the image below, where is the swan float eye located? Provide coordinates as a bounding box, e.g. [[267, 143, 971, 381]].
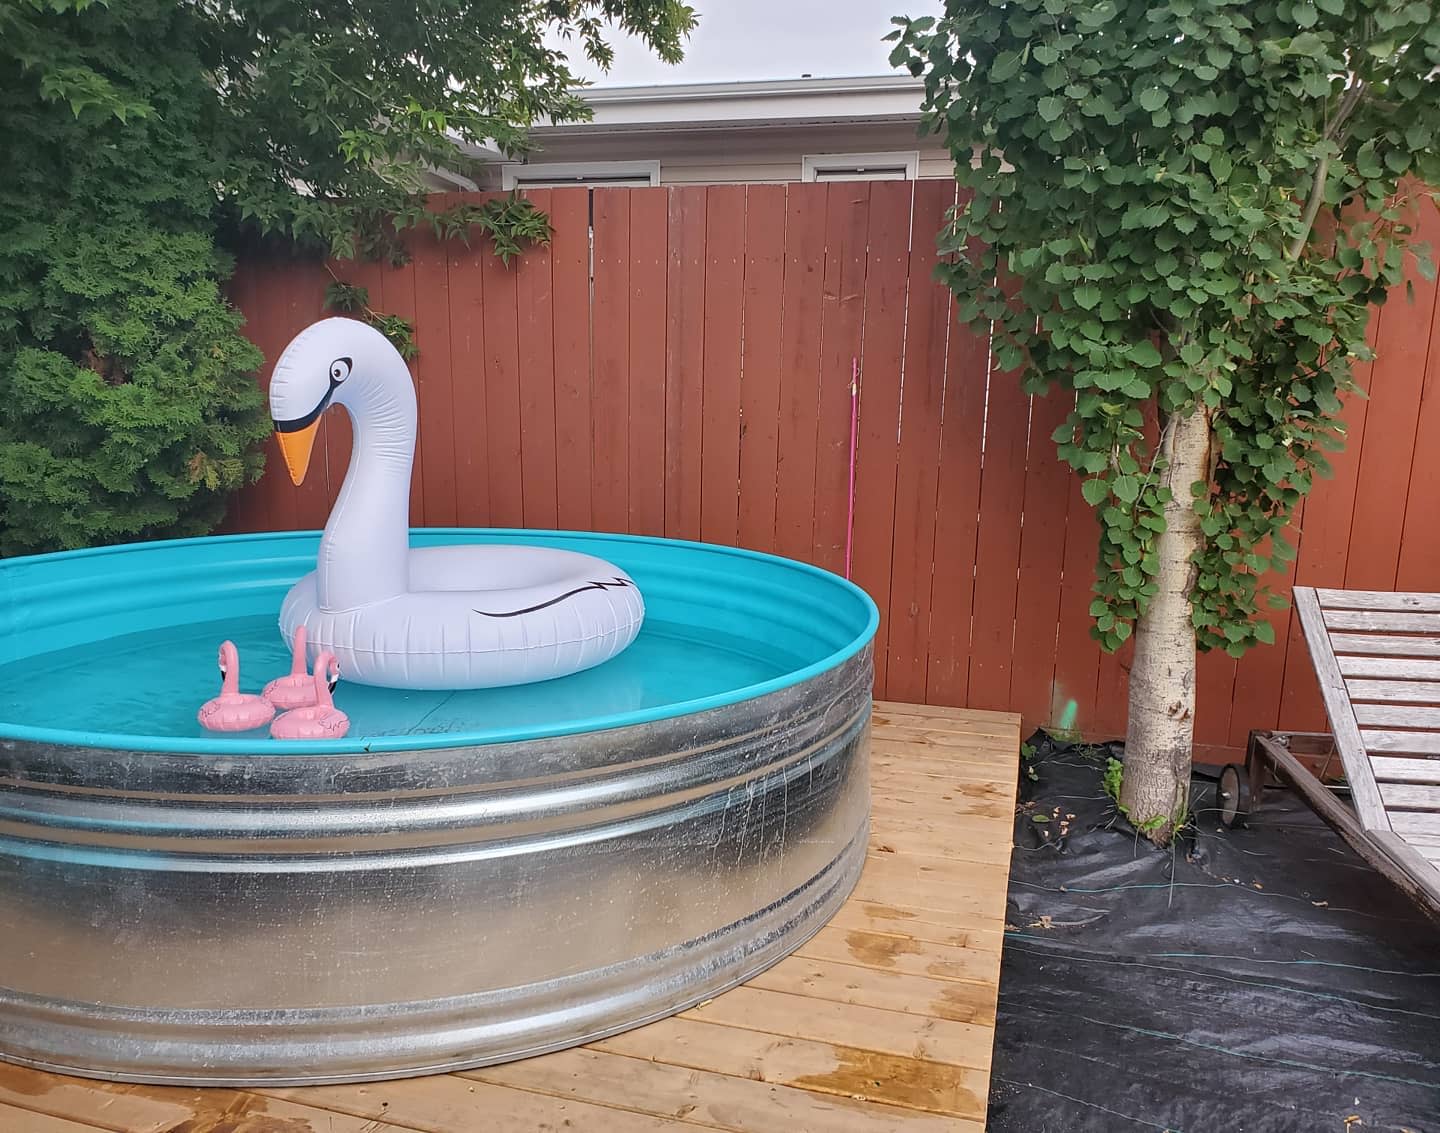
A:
[[329, 357, 352, 384]]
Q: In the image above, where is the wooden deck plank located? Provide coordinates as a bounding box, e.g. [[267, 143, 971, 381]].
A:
[[822, 898, 1008, 950], [591, 1017, 991, 1121], [467, 1048, 978, 1133], [0, 703, 1020, 1133], [0, 1104, 107, 1133], [0, 1064, 198, 1133], [748, 955, 998, 1026]]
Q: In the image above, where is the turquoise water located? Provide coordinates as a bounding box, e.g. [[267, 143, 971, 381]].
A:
[[0, 530, 877, 753], [0, 613, 802, 747]]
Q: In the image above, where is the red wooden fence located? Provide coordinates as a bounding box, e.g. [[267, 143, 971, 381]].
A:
[[227, 184, 1440, 761]]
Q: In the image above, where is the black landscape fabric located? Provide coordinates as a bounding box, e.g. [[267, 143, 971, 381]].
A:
[[988, 733, 1440, 1133]]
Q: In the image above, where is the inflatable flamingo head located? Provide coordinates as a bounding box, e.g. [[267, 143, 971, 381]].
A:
[[269, 317, 406, 485], [320, 651, 340, 693], [216, 640, 239, 692]]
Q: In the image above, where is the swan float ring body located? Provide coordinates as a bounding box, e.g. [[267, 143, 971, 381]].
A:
[[268, 318, 644, 690]]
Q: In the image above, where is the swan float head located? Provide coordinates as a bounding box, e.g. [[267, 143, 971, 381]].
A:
[[269, 317, 401, 486]]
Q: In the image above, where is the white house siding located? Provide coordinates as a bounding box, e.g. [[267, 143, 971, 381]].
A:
[[478, 122, 955, 189]]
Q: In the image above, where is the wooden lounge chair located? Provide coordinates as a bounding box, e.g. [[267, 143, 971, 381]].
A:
[[1231, 586, 1440, 921]]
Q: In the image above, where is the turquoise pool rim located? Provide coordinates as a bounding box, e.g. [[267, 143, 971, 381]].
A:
[[0, 529, 879, 756]]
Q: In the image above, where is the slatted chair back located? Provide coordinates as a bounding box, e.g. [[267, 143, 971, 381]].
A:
[[1292, 586, 1440, 904]]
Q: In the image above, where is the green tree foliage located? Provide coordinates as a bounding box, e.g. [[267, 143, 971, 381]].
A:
[[0, 0, 693, 554], [890, 0, 1440, 656]]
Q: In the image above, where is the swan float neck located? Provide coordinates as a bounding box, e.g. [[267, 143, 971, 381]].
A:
[[270, 318, 415, 611]]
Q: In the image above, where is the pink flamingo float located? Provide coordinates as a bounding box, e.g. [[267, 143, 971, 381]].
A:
[[263, 625, 315, 710], [197, 641, 276, 732], [270, 651, 349, 740]]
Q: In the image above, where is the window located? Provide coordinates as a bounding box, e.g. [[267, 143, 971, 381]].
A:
[[501, 160, 661, 189], [801, 151, 919, 182]]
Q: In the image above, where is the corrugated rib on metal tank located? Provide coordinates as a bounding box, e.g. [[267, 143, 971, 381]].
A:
[[0, 531, 877, 1085]]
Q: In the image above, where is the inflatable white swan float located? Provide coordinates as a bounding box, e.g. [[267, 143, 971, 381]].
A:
[[268, 318, 644, 689]]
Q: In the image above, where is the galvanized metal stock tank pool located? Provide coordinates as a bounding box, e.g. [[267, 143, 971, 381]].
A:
[[0, 530, 878, 1085]]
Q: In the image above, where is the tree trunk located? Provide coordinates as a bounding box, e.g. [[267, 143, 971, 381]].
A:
[[1120, 404, 1212, 845]]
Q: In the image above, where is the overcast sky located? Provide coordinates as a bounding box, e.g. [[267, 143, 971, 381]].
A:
[[555, 2, 937, 87]]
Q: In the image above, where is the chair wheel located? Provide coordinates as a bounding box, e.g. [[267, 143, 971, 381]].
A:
[[1217, 763, 1251, 828]]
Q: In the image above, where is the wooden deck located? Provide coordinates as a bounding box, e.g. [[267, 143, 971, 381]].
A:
[[0, 702, 1021, 1133]]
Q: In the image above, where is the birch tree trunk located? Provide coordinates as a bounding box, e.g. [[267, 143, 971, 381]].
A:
[[1120, 404, 1213, 844]]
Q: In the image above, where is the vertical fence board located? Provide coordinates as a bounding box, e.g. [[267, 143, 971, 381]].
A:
[[627, 189, 669, 537], [592, 188, 632, 534], [1009, 391, 1073, 731], [925, 283, 989, 709], [1398, 284, 1440, 590], [480, 212, 525, 529], [885, 181, 952, 704], [665, 187, 707, 542], [550, 188, 593, 532], [850, 181, 912, 689], [773, 183, 828, 563], [411, 225, 458, 527], [515, 189, 558, 530], [446, 227, 490, 528], [1194, 650, 1239, 758], [967, 277, 1029, 713], [736, 185, 787, 554], [1345, 226, 1439, 591], [699, 185, 747, 546], [1049, 470, 1103, 733], [812, 183, 871, 575]]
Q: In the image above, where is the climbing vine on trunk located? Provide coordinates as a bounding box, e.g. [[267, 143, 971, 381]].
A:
[[891, 0, 1440, 841]]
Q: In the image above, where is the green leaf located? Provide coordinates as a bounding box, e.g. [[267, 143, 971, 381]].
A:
[[1074, 284, 1102, 310], [1129, 341, 1163, 367], [1355, 141, 1383, 178], [1138, 88, 1166, 112], [1037, 96, 1065, 122], [990, 51, 1023, 82], [1112, 475, 1140, 502], [1082, 478, 1110, 506]]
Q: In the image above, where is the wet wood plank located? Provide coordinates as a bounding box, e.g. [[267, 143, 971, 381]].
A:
[[0, 704, 1020, 1132]]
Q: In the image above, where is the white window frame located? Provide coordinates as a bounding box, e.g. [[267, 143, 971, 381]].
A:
[[801, 150, 920, 182], [500, 160, 661, 189]]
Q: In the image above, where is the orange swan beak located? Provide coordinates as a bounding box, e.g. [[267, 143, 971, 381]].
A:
[[275, 422, 320, 487]]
